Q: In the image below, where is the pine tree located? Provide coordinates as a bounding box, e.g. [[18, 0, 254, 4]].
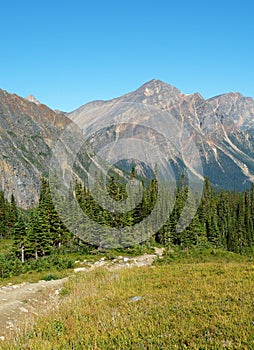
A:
[[12, 216, 27, 262], [7, 194, 18, 235], [26, 211, 42, 259], [0, 191, 7, 238]]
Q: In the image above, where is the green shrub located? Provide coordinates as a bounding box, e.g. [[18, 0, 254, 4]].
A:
[[155, 246, 253, 265], [42, 274, 59, 281]]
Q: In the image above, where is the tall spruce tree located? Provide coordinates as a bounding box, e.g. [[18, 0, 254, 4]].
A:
[[12, 216, 27, 262]]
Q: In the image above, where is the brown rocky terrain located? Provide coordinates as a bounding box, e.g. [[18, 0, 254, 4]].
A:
[[68, 79, 254, 191], [0, 89, 81, 208], [1, 80, 254, 208]]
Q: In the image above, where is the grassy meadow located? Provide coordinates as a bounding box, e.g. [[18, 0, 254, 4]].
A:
[[2, 252, 254, 350]]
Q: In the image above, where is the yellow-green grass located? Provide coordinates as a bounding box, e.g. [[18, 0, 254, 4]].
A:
[[3, 261, 254, 349]]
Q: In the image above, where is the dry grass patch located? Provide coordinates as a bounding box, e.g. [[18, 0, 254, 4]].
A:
[[2, 262, 254, 349]]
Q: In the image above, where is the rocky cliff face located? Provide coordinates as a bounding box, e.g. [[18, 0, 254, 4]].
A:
[[68, 79, 254, 191], [1, 80, 254, 208], [0, 89, 74, 207]]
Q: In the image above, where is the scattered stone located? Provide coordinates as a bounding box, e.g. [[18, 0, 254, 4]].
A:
[[94, 260, 106, 267], [130, 296, 142, 302], [123, 257, 129, 262], [0, 336, 5, 341], [19, 307, 28, 313], [154, 247, 165, 257], [6, 320, 14, 328], [74, 267, 88, 273]]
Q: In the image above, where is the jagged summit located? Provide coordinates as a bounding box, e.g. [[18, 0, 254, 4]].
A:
[[135, 79, 182, 97], [26, 94, 41, 105], [109, 79, 184, 109], [140, 78, 176, 88], [68, 80, 254, 191], [207, 92, 243, 102], [1, 80, 254, 208]]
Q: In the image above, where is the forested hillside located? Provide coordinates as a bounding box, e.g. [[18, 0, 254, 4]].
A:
[[0, 173, 254, 279]]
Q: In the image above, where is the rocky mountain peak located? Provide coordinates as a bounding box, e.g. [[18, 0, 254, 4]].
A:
[[68, 80, 254, 191], [192, 92, 205, 100], [26, 94, 41, 105], [1, 80, 254, 209], [137, 79, 182, 98], [0, 89, 75, 207], [207, 92, 244, 105], [119, 79, 183, 109]]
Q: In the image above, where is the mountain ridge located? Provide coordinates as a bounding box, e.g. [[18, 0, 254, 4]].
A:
[[0, 88, 75, 207], [1, 80, 254, 207], [68, 80, 254, 191]]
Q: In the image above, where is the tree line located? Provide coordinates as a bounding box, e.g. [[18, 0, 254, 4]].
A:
[[0, 173, 254, 268]]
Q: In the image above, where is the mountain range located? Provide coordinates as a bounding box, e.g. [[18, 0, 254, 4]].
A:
[[1, 79, 254, 207]]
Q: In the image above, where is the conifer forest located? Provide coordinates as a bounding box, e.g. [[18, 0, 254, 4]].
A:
[[1, 171, 254, 278]]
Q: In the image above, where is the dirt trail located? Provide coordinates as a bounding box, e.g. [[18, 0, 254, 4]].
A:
[[0, 278, 68, 339], [0, 248, 164, 340]]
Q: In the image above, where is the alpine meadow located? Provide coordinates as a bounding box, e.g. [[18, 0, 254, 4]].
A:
[[0, 80, 254, 349]]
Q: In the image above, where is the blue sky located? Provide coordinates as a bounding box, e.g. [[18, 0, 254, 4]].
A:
[[1, 0, 254, 111]]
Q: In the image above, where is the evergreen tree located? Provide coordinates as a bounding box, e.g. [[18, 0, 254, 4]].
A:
[[12, 216, 27, 262], [0, 191, 7, 239], [6, 194, 18, 234]]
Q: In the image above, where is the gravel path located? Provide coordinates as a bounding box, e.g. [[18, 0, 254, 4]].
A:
[[0, 248, 164, 340]]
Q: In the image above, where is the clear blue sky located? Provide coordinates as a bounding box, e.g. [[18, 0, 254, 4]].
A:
[[1, 0, 254, 111]]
